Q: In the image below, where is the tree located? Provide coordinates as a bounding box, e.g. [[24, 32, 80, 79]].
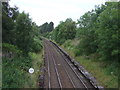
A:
[[15, 12, 34, 54], [96, 2, 119, 61], [46, 22, 54, 32], [2, 1, 43, 88], [76, 10, 98, 55], [2, 2, 19, 44], [52, 18, 76, 44], [39, 22, 54, 34]]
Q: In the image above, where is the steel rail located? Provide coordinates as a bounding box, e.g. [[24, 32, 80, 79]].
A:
[[51, 41, 89, 89], [62, 64, 76, 88], [49, 42, 76, 88], [45, 42, 51, 88], [51, 55, 62, 88], [46, 41, 62, 88]]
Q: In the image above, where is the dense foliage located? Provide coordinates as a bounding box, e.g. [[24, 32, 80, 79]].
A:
[[2, 2, 42, 88], [50, 2, 119, 62], [2, 56, 32, 88], [2, 2, 18, 44], [15, 12, 42, 54], [39, 22, 54, 36], [51, 18, 76, 44], [2, 2, 42, 54], [96, 3, 119, 61], [50, 2, 119, 79], [76, 2, 119, 62], [2, 1, 119, 88]]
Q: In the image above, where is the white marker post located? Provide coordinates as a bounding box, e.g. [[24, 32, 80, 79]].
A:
[[29, 68, 34, 74]]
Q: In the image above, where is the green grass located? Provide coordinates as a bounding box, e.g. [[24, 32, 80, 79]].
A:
[[61, 40, 118, 88], [2, 57, 31, 88], [24, 50, 44, 88], [2, 50, 43, 88], [76, 56, 118, 88]]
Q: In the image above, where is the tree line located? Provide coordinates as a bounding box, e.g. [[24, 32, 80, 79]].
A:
[[2, 2, 43, 88], [2, 1, 119, 88], [2, 3, 43, 55], [39, 22, 54, 34], [49, 2, 119, 63]]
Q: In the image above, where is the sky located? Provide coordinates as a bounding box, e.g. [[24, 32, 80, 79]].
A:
[[9, 0, 105, 27]]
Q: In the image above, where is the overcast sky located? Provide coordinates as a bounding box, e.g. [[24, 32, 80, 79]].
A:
[[9, 0, 105, 27]]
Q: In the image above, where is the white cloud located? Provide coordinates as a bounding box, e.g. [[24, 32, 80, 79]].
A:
[[9, 0, 105, 27]]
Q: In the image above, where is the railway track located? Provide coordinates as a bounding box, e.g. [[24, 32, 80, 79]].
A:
[[43, 38, 99, 89]]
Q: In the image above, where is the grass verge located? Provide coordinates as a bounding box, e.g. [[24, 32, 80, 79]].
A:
[[24, 50, 44, 88], [61, 44, 118, 88]]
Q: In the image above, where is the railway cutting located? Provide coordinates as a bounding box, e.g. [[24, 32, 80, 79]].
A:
[[43, 38, 100, 89]]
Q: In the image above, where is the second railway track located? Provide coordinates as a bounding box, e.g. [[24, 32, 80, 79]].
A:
[[43, 38, 99, 89]]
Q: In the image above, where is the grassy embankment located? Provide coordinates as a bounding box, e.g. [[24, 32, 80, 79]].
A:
[[61, 39, 118, 88], [2, 48, 43, 88], [24, 50, 44, 88]]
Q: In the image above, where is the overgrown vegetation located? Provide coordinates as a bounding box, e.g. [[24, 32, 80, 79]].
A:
[[2, 2, 43, 88], [61, 40, 118, 88], [2, 1, 119, 88], [39, 22, 54, 37], [49, 2, 119, 88], [24, 51, 43, 88], [50, 18, 76, 45]]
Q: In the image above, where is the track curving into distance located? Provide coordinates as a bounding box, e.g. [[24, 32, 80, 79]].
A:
[[43, 38, 97, 89]]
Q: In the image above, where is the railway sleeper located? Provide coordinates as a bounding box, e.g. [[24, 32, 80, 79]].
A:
[[50, 40, 104, 89]]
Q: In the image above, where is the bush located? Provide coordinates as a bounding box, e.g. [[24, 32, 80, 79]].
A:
[[2, 56, 32, 88], [2, 43, 22, 54], [51, 18, 76, 45]]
